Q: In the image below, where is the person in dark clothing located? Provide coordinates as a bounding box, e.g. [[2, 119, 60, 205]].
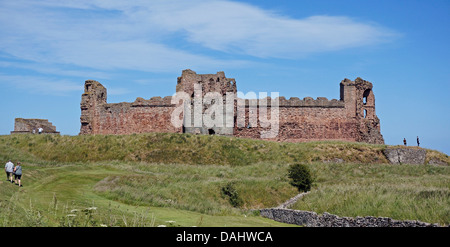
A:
[[13, 162, 22, 187], [403, 138, 407, 146], [417, 136, 420, 147]]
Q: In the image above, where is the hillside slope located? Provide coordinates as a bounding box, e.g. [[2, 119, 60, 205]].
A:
[[1, 133, 448, 166], [0, 133, 448, 226]]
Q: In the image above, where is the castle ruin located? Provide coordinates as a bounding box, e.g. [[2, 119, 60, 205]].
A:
[[11, 118, 60, 135], [80, 69, 384, 144]]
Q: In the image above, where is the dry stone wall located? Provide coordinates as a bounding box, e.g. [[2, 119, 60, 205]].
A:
[[260, 189, 446, 227], [260, 208, 443, 227]]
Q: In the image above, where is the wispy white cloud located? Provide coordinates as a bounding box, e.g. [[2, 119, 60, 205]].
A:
[[0, 0, 252, 73], [143, 1, 399, 58], [0, 71, 136, 96], [0, 74, 82, 95], [0, 0, 398, 74], [0, 61, 113, 79]]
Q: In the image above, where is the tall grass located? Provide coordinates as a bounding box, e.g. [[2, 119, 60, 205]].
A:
[[1, 133, 448, 165], [93, 162, 297, 215], [291, 163, 450, 225], [0, 133, 448, 226], [0, 189, 156, 227]]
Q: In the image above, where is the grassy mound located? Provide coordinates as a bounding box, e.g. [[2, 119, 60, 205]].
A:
[[292, 163, 450, 225], [2, 133, 447, 165], [0, 133, 448, 226]]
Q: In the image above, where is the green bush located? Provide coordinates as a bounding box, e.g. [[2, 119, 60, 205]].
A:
[[221, 182, 243, 207], [287, 163, 313, 192]]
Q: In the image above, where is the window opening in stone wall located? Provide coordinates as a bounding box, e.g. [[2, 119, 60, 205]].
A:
[[363, 89, 371, 105], [208, 129, 215, 135], [364, 109, 367, 119]]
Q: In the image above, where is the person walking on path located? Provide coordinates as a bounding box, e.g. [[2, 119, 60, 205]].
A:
[[403, 138, 407, 146], [13, 162, 23, 187], [417, 136, 420, 147], [5, 160, 14, 183]]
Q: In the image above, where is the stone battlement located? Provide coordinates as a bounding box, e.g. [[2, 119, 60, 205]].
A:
[[241, 97, 344, 108], [131, 96, 175, 107], [79, 70, 384, 144]]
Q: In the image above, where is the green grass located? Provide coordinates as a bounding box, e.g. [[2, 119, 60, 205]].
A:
[[1, 133, 448, 165], [291, 163, 450, 225], [0, 133, 448, 226], [93, 161, 296, 215], [0, 133, 387, 165], [0, 161, 292, 227]]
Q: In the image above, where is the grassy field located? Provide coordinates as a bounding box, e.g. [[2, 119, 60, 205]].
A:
[[292, 163, 450, 225], [0, 133, 449, 226], [0, 161, 294, 227]]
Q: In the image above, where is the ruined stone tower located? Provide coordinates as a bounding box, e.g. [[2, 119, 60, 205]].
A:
[[79, 69, 384, 144], [80, 80, 107, 135], [176, 69, 237, 136], [11, 118, 60, 134], [340, 77, 384, 144]]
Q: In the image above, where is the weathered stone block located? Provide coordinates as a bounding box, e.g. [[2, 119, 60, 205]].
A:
[[383, 148, 426, 164]]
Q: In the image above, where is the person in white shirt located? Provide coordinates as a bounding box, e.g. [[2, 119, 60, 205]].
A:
[[38, 127, 43, 134], [5, 160, 14, 183]]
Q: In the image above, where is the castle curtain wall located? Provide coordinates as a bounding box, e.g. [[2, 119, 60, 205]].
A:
[[80, 70, 384, 144], [93, 104, 180, 135], [234, 100, 357, 142], [80, 81, 181, 135]]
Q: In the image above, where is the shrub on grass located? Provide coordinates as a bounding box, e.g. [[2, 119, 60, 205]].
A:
[[287, 163, 314, 193], [221, 182, 243, 207]]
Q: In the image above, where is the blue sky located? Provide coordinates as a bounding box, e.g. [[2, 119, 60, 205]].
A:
[[1, 0, 449, 154]]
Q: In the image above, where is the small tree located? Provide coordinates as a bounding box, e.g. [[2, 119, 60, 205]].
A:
[[287, 163, 313, 192]]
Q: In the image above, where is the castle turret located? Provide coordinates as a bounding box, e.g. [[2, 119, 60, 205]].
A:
[[176, 69, 237, 136], [80, 80, 107, 135], [340, 78, 357, 118], [176, 69, 236, 97], [340, 77, 384, 144]]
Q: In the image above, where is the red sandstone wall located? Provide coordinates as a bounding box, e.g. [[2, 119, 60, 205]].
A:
[[234, 106, 357, 142], [80, 71, 384, 144], [278, 107, 357, 141], [91, 104, 181, 135]]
